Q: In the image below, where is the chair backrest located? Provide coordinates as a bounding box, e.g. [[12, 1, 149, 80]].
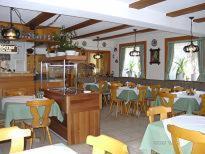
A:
[[0, 126, 31, 153], [199, 94, 205, 115], [147, 106, 171, 123], [158, 92, 176, 108], [99, 81, 109, 94], [137, 86, 147, 102], [127, 82, 136, 87], [173, 86, 184, 92], [150, 85, 160, 100], [168, 124, 205, 154], [86, 135, 129, 154], [26, 99, 54, 128], [160, 88, 171, 93], [110, 83, 121, 101]]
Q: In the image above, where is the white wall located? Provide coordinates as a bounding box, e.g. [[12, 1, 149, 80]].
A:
[[112, 30, 183, 80]]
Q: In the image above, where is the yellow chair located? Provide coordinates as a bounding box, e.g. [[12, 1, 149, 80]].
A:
[[147, 106, 171, 123], [193, 94, 205, 115], [135, 86, 147, 115], [99, 81, 110, 106], [173, 86, 184, 92], [150, 85, 160, 100], [160, 88, 171, 93], [110, 83, 123, 117], [126, 82, 136, 87], [0, 126, 31, 153], [23, 99, 54, 148], [158, 92, 185, 116], [86, 135, 129, 154], [168, 124, 205, 154]]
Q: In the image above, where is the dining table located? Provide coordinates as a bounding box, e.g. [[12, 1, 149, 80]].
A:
[[84, 82, 99, 91], [12, 143, 77, 154], [1, 95, 63, 127], [152, 91, 205, 114], [140, 115, 205, 154]]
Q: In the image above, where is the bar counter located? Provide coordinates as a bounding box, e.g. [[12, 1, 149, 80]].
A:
[[44, 89, 102, 144]]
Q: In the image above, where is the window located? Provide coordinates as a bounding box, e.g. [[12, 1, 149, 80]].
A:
[[169, 41, 199, 81]]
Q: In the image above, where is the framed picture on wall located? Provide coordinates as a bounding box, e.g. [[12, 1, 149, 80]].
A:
[[150, 48, 160, 65]]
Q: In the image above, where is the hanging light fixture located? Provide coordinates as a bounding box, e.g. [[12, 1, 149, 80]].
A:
[[129, 29, 140, 56], [1, 7, 20, 40], [183, 17, 199, 53], [93, 37, 103, 60]]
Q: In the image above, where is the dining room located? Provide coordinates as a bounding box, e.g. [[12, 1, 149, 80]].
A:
[[0, 0, 205, 154]]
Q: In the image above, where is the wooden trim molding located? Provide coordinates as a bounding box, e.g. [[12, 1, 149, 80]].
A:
[[194, 17, 205, 23], [74, 24, 131, 39], [166, 3, 205, 17], [129, 0, 165, 9], [119, 41, 147, 78], [93, 29, 155, 41], [164, 36, 198, 79], [64, 19, 101, 32]]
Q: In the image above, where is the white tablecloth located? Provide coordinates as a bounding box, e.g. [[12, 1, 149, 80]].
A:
[[1, 96, 47, 111], [116, 86, 139, 97], [13, 143, 77, 154], [172, 91, 205, 105], [162, 115, 205, 146]]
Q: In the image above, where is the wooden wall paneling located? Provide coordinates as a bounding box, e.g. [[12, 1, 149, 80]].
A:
[[129, 0, 165, 9], [194, 17, 205, 23]]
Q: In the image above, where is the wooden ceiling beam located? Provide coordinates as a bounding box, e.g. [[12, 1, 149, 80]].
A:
[[193, 17, 205, 23], [64, 19, 101, 32], [129, 0, 165, 9], [166, 3, 205, 17], [74, 24, 131, 39], [25, 12, 56, 29], [93, 28, 155, 41]]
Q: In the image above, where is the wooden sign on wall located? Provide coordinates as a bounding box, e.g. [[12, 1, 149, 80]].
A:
[[0, 45, 17, 54]]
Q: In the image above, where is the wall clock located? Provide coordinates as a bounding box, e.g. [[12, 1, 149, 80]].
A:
[[151, 39, 157, 47]]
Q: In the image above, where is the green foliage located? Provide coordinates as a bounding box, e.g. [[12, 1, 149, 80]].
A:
[[128, 61, 136, 71], [174, 58, 187, 78], [53, 27, 79, 51]]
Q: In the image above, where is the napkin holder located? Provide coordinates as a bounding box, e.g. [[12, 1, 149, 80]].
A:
[[35, 90, 44, 99]]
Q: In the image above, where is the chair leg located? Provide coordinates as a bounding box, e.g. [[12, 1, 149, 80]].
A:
[[46, 127, 52, 144], [29, 128, 33, 149], [42, 127, 46, 143], [116, 102, 119, 117], [109, 101, 113, 113]]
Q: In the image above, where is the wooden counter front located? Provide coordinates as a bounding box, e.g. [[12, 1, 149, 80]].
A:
[[44, 90, 101, 144]]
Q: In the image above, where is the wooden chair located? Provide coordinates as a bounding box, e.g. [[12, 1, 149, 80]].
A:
[[134, 86, 147, 115], [173, 86, 184, 92], [168, 124, 205, 154], [160, 88, 171, 93], [110, 83, 123, 117], [150, 85, 160, 100], [147, 106, 171, 123], [126, 82, 136, 87], [23, 99, 54, 148], [193, 94, 205, 115], [86, 135, 129, 154], [158, 92, 185, 116], [0, 126, 31, 153], [99, 81, 110, 106]]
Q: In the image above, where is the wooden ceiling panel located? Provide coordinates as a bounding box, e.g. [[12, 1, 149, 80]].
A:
[[64, 19, 101, 32], [93, 28, 155, 41], [129, 0, 165, 9], [25, 12, 55, 29], [74, 24, 131, 39], [193, 17, 205, 23], [166, 3, 205, 17]]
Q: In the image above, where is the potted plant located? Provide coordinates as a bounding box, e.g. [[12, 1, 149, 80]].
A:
[[175, 58, 187, 80], [53, 27, 80, 56], [126, 61, 136, 77]]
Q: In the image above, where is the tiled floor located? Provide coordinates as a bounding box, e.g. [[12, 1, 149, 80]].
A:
[[0, 106, 149, 154]]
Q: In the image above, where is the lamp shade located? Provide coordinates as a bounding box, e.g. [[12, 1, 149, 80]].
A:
[[1, 26, 20, 40], [93, 53, 103, 59], [183, 41, 199, 53]]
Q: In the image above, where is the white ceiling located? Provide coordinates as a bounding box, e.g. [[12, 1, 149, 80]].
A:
[[0, 0, 204, 40]]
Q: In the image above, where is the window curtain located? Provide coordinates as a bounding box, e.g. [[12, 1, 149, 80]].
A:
[[139, 45, 145, 78], [165, 42, 175, 80], [197, 38, 205, 82], [119, 47, 126, 76]]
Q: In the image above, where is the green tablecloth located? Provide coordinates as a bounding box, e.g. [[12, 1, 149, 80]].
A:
[[140, 121, 192, 154], [151, 97, 200, 114], [4, 102, 63, 127], [117, 90, 138, 102], [85, 84, 99, 91]]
